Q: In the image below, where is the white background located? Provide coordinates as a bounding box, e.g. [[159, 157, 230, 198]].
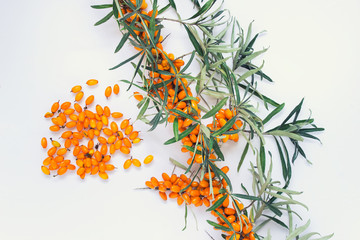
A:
[[0, 0, 359, 239]]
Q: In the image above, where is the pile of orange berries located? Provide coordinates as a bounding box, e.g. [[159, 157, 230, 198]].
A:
[[41, 79, 145, 179]]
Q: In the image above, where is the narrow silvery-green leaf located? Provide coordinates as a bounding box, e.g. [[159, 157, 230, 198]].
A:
[[202, 97, 228, 119], [266, 130, 304, 141], [237, 142, 249, 172], [188, 0, 216, 19], [286, 220, 311, 240], [164, 124, 198, 145], [109, 51, 143, 70], [263, 103, 285, 125], [91, 4, 113, 9], [238, 48, 268, 66], [94, 11, 114, 26], [173, 117, 179, 141], [265, 191, 308, 210], [169, 158, 187, 170], [237, 61, 264, 83]]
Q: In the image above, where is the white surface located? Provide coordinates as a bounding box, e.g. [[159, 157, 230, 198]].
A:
[[0, 0, 359, 239]]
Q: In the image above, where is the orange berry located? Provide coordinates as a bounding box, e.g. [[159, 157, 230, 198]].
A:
[[111, 112, 123, 118], [134, 92, 143, 101], [74, 103, 83, 113], [101, 115, 109, 126], [44, 112, 54, 118], [41, 166, 50, 175], [113, 84, 120, 94], [124, 125, 133, 135], [143, 155, 153, 164], [123, 138, 132, 148], [103, 106, 111, 117], [110, 121, 118, 133], [123, 159, 132, 169], [224, 109, 233, 120], [105, 164, 115, 171], [57, 167, 67, 176], [120, 146, 130, 155], [177, 196, 184, 205], [86, 79, 98, 86], [132, 138, 141, 144], [99, 172, 109, 180], [60, 102, 71, 110], [120, 119, 129, 129], [132, 159, 141, 167], [47, 147, 57, 157], [85, 95, 94, 105], [129, 131, 139, 140], [75, 91, 84, 102], [41, 137, 47, 148], [105, 86, 112, 98], [71, 85, 82, 93], [51, 101, 59, 113], [159, 192, 167, 201]]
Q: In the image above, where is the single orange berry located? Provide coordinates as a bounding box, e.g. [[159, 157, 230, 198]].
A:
[[111, 112, 123, 118], [105, 86, 112, 98], [113, 84, 120, 95], [85, 95, 94, 105], [120, 146, 130, 155], [41, 166, 50, 175], [71, 85, 82, 93], [75, 91, 84, 102], [132, 159, 141, 167], [44, 112, 54, 118], [123, 159, 132, 169], [57, 166, 67, 176], [41, 137, 47, 148], [51, 101, 59, 113], [133, 92, 144, 101], [143, 155, 153, 164], [99, 172, 108, 180], [74, 103, 83, 113], [132, 138, 141, 144], [124, 125, 133, 135], [61, 102, 71, 110], [120, 119, 129, 129], [86, 79, 98, 86]]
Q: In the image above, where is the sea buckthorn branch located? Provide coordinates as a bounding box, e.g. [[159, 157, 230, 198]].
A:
[[91, 0, 332, 239]]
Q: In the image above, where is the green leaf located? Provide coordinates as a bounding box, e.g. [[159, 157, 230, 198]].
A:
[[184, 25, 204, 56], [232, 193, 261, 201], [263, 103, 285, 125], [173, 117, 179, 141], [202, 97, 228, 119], [188, 0, 216, 19], [109, 51, 143, 70], [168, 0, 177, 10], [91, 4, 113, 9], [274, 137, 288, 181], [115, 32, 130, 53], [207, 194, 228, 212], [94, 11, 114, 26], [164, 124, 198, 145], [311, 233, 334, 240], [266, 130, 304, 141], [169, 109, 199, 122], [158, 3, 171, 15], [182, 204, 188, 231], [169, 157, 187, 170], [263, 215, 288, 229], [237, 61, 265, 83], [286, 220, 310, 240], [238, 48, 268, 66], [212, 116, 236, 137], [206, 220, 231, 232], [237, 142, 249, 172], [137, 97, 150, 120]]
